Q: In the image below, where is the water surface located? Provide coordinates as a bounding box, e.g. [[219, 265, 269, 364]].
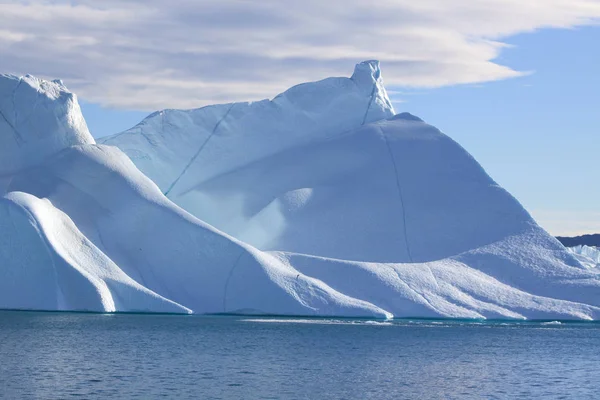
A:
[[0, 312, 598, 399]]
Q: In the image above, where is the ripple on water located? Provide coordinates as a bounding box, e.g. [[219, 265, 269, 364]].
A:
[[0, 312, 598, 399]]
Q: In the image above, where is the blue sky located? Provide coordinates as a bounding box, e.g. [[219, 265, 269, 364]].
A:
[[392, 26, 600, 236], [2, 1, 599, 235]]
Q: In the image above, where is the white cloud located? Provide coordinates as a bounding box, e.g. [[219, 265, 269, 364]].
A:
[[1, 0, 599, 110]]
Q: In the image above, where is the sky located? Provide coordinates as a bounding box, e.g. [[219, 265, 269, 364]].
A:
[[0, 0, 599, 235]]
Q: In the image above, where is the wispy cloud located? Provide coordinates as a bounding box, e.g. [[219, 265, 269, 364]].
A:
[[1, 0, 599, 110]]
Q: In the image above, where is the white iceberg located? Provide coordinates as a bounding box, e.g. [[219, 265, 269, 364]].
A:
[[1, 63, 599, 319], [568, 245, 600, 269]]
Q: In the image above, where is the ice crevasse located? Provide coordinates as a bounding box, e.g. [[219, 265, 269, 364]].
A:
[[1, 62, 599, 319]]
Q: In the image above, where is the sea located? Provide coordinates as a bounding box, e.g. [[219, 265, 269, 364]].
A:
[[0, 311, 598, 399]]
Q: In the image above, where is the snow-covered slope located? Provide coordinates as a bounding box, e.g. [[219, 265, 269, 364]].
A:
[[1, 65, 599, 319], [5, 143, 387, 317], [0, 191, 187, 313]]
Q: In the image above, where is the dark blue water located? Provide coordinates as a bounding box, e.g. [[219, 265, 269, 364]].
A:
[[0, 312, 598, 399]]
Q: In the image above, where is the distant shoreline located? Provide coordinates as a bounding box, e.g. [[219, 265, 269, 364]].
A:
[[557, 233, 600, 247]]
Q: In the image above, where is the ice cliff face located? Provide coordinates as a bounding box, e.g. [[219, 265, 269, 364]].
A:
[[1, 63, 599, 319], [568, 245, 600, 269], [0, 75, 93, 175]]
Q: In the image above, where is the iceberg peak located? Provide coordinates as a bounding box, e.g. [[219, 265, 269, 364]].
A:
[[0, 74, 94, 174], [350, 60, 394, 124], [351, 60, 382, 87]]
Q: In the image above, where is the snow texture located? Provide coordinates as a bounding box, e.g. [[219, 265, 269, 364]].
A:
[[1, 63, 599, 319]]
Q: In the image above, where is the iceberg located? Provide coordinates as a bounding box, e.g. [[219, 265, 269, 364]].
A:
[[568, 245, 600, 269], [1, 63, 599, 319]]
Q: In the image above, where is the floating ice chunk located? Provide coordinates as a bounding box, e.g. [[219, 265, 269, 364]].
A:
[[568, 245, 600, 269]]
